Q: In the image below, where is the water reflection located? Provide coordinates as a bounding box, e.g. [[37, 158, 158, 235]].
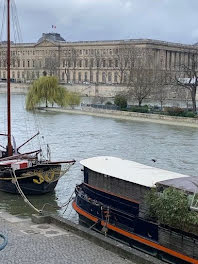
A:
[[0, 94, 198, 221]]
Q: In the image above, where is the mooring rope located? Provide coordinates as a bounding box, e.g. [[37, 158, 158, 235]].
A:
[[11, 169, 41, 214], [62, 190, 75, 215], [11, 167, 75, 215]]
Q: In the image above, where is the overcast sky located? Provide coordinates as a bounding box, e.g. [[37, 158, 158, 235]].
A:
[[1, 0, 198, 44]]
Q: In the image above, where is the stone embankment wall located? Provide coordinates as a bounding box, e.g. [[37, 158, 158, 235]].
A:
[[62, 83, 125, 97], [80, 107, 198, 126], [0, 83, 29, 94], [46, 106, 198, 128], [0, 82, 124, 97]]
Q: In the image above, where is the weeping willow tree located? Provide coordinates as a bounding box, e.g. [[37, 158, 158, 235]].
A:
[[26, 76, 80, 110]]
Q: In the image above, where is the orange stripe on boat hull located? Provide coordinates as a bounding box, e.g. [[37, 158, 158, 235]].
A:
[[72, 201, 198, 264]]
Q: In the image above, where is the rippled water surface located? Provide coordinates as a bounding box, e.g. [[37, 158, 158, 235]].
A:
[[0, 94, 198, 221]]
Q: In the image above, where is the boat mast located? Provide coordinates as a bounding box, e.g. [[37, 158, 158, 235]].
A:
[[7, 0, 12, 156]]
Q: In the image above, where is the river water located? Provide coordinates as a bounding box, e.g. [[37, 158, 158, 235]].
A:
[[0, 94, 198, 222]]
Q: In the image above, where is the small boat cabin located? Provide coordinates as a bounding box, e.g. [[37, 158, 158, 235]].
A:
[[80, 156, 191, 216]]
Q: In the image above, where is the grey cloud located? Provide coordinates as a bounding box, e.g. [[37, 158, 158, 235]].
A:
[[1, 0, 198, 44]]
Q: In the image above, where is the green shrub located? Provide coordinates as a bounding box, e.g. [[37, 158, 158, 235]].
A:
[[164, 107, 196, 118], [164, 107, 185, 116], [129, 105, 149, 113], [146, 187, 198, 234], [114, 94, 127, 109], [183, 111, 196, 118]]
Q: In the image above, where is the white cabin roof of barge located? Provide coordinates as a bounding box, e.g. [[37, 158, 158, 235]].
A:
[[80, 156, 189, 188]]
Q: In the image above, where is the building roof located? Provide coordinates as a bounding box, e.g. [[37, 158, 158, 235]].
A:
[[80, 156, 189, 188], [157, 176, 198, 194], [37, 33, 65, 43]]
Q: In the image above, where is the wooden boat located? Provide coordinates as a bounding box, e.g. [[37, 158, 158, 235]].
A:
[[73, 156, 198, 264], [0, 0, 75, 194]]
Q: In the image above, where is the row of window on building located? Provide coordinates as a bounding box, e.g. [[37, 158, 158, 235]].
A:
[[0, 46, 118, 58], [0, 59, 42, 68], [61, 71, 127, 84], [63, 58, 120, 68], [0, 70, 127, 84], [0, 58, 122, 69], [0, 71, 40, 80]]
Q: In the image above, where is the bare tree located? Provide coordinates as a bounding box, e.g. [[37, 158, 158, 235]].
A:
[[175, 52, 198, 113], [127, 48, 155, 106], [152, 70, 170, 110], [175, 86, 191, 110], [112, 44, 130, 84], [110, 44, 139, 85], [95, 50, 102, 84], [44, 52, 59, 76], [71, 48, 78, 83], [63, 48, 78, 83], [0, 46, 19, 79]]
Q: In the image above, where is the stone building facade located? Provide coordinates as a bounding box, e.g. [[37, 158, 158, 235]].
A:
[[0, 32, 198, 88]]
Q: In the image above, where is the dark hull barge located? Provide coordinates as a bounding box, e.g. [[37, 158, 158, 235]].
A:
[[73, 156, 198, 264], [0, 154, 75, 195]]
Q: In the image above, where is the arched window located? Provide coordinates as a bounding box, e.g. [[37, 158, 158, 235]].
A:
[[114, 72, 118, 83], [85, 72, 88, 82], [62, 72, 64, 81], [90, 59, 94, 68], [32, 72, 35, 80], [90, 73, 93, 82], [108, 72, 112, 83], [17, 71, 20, 79], [102, 72, 106, 83], [79, 60, 82, 68], [124, 73, 127, 84], [85, 59, 88, 68], [96, 72, 99, 83], [78, 72, 81, 82], [115, 59, 118, 67], [67, 72, 70, 81], [27, 71, 30, 80], [12, 71, 15, 79], [73, 72, 76, 83], [17, 60, 20, 67]]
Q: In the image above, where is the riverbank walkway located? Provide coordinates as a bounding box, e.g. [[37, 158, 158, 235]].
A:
[[0, 211, 134, 264]]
